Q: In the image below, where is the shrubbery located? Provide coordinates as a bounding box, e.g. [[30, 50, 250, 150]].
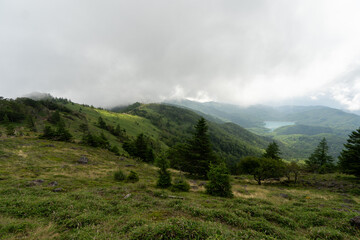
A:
[[127, 171, 139, 182], [171, 178, 190, 192], [40, 124, 72, 142], [114, 170, 126, 181], [114, 170, 139, 183]]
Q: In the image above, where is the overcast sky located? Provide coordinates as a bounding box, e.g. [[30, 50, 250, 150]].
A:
[[1, 0, 360, 110]]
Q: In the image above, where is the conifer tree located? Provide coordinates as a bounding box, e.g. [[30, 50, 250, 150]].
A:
[[205, 162, 233, 198], [339, 129, 360, 177], [26, 115, 37, 132], [181, 118, 217, 178], [305, 138, 334, 173], [98, 116, 107, 129], [263, 141, 281, 160], [156, 154, 172, 188]]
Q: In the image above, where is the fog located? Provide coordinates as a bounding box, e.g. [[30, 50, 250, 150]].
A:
[[1, 0, 360, 110]]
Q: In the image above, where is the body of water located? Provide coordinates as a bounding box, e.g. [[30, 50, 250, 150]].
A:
[[264, 121, 295, 132]]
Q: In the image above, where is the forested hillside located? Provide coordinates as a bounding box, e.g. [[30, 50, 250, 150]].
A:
[[0, 97, 270, 171], [168, 100, 360, 160]]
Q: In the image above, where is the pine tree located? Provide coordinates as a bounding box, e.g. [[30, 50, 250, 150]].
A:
[[135, 133, 148, 160], [26, 115, 37, 132], [205, 162, 233, 198], [305, 138, 334, 173], [98, 116, 107, 129], [48, 111, 61, 124], [339, 129, 360, 177], [156, 154, 172, 188], [263, 141, 281, 160], [183, 118, 217, 178]]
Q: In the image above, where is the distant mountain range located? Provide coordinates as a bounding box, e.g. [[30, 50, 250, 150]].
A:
[[166, 99, 360, 160], [166, 99, 360, 130]]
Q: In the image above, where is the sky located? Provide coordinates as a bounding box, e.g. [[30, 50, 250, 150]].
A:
[[1, 0, 360, 110]]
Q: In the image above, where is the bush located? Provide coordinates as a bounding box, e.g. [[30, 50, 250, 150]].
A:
[[205, 163, 233, 198], [6, 125, 15, 136], [40, 124, 72, 142], [127, 171, 139, 183], [171, 178, 190, 192], [110, 145, 120, 156], [114, 170, 126, 181]]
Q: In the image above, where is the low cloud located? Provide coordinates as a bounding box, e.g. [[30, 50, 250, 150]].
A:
[[1, 0, 360, 109]]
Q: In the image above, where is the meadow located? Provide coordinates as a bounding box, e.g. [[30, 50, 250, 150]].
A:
[[0, 136, 359, 239]]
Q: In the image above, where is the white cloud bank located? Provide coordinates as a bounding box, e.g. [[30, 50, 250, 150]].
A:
[[1, 0, 360, 110]]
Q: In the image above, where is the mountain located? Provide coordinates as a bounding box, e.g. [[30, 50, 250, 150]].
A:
[[0, 97, 270, 172], [167, 99, 360, 160]]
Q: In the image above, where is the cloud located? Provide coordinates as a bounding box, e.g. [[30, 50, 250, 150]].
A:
[[1, 0, 360, 108]]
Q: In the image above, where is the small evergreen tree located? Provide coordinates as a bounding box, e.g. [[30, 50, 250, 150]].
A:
[[26, 115, 36, 132], [263, 141, 281, 160], [181, 118, 217, 178], [41, 125, 56, 139], [98, 116, 107, 129], [55, 123, 72, 142], [127, 171, 139, 182], [123, 133, 154, 162], [156, 155, 172, 188], [6, 125, 15, 136], [339, 128, 360, 177], [48, 110, 61, 124], [205, 162, 233, 198], [305, 138, 334, 173], [110, 145, 120, 155], [135, 133, 148, 160], [115, 124, 121, 136]]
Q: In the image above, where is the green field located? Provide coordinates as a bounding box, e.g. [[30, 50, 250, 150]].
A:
[[0, 137, 359, 239]]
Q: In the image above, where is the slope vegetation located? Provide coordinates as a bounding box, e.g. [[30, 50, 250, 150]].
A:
[[0, 137, 359, 239]]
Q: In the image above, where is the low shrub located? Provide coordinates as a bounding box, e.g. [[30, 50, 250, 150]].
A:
[[129, 217, 236, 240], [127, 171, 139, 183], [171, 178, 190, 192], [114, 170, 126, 181]]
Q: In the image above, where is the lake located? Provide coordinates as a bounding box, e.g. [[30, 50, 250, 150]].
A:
[[264, 121, 295, 132]]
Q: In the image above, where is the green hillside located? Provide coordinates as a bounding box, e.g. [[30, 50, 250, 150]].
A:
[[1, 97, 360, 239], [0, 97, 270, 171], [122, 103, 270, 170], [167, 100, 360, 160]]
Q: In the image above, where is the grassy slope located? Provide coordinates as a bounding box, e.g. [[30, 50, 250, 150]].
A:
[[0, 137, 360, 239], [12, 99, 268, 163]]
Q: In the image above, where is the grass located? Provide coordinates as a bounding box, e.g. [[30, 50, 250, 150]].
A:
[[0, 136, 359, 239]]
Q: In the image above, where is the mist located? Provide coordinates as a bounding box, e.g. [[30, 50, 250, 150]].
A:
[[1, 0, 360, 110]]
